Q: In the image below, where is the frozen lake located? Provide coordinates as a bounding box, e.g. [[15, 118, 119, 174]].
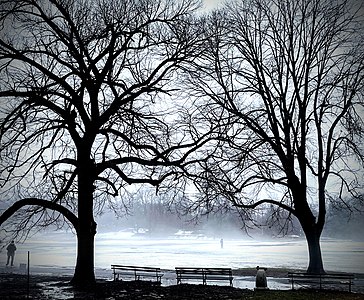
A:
[[1, 231, 363, 290], [1, 231, 363, 273]]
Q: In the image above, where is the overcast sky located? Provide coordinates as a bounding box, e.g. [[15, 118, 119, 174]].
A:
[[203, 0, 224, 10]]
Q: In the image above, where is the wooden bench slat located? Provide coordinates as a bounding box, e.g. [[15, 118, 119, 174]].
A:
[[111, 265, 163, 283], [288, 272, 354, 292], [112, 265, 161, 271], [175, 267, 233, 286]]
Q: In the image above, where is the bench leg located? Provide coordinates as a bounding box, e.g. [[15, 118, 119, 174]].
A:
[[319, 275, 322, 290]]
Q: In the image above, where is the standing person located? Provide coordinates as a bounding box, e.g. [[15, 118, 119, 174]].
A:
[[6, 241, 16, 267], [220, 238, 224, 249]]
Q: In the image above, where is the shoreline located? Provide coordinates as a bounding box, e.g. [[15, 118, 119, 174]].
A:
[[2, 264, 364, 282], [3, 264, 363, 275]]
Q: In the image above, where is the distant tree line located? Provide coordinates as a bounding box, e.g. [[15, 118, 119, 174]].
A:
[[97, 188, 364, 241]]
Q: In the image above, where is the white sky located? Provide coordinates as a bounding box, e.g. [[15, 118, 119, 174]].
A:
[[203, 0, 225, 10]]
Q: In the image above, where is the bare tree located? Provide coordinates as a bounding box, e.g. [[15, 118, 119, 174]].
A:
[[0, 0, 209, 285], [186, 0, 364, 273]]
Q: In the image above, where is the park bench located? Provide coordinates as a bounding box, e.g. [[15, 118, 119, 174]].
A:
[[288, 272, 354, 292], [111, 265, 163, 283], [175, 267, 233, 286]]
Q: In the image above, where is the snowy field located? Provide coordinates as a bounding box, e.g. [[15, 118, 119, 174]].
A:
[[1, 230, 363, 290]]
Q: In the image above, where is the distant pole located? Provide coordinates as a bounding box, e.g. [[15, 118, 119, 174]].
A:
[[27, 251, 30, 299]]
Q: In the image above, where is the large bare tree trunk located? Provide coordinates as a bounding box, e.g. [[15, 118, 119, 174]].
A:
[[72, 227, 96, 285], [303, 225, 325, 274], [292, 178, 325, 275], [71, 156, 97, 285], [306, 234, 325, 274]]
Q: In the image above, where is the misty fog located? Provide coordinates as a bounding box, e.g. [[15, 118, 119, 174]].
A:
[[93, 199, 364, 242]]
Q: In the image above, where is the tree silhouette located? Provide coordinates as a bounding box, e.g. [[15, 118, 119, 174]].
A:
[[186, 0, 364, 273], [0, 0, 208, 285]]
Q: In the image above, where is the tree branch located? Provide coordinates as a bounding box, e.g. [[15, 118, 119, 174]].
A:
[[0, 198, 79, 232]]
